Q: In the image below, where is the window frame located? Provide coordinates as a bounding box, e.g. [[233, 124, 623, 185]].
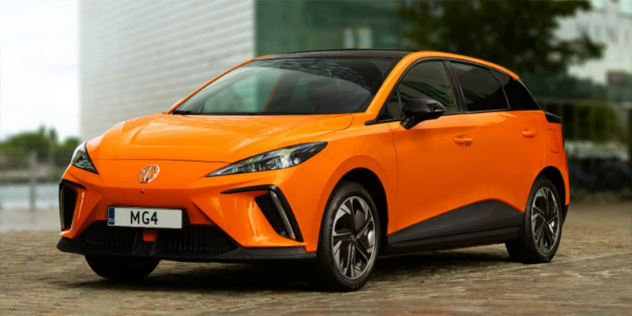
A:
[[447, 61, 510, 113], [371, 58, 462, 124], [490, 69, 542, 111], [367, 57, 540, 126]]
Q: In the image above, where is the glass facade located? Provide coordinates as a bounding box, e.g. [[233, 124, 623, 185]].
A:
[[255, 0, 632, 160], [255, 0, 406, 55]]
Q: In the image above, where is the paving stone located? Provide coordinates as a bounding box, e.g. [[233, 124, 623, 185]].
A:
[[0, 202, 630, 315]]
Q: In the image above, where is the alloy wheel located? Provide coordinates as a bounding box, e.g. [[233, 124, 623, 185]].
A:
[[531, 187, 561, 254], [331, 196, 377, 279]]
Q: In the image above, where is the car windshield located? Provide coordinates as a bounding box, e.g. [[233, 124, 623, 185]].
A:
[[173, 58, 399, 115]]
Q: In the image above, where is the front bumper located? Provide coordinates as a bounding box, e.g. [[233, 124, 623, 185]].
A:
[[56, 222, 314, 262], [58, 155, 339, 257]]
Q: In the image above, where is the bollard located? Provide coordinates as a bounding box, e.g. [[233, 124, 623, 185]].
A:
[[29, 151, 37, 212]]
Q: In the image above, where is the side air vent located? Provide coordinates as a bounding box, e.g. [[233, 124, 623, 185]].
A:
[[59, 182, 79, 230], [254, 189, 303, 242]]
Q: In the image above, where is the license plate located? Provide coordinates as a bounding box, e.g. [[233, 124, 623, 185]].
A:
[[107, 207, 182, 229]]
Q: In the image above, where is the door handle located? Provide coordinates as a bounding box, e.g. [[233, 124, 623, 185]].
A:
[[521, 129, 538, 138], [454, 136, 473, 146]]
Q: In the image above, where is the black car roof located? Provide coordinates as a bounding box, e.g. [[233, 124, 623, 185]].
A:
[[260, 49, 414, 60]]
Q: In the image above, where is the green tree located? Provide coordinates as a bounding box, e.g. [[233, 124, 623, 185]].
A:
[[0, 126, 79, 169], [54, 137, 81, 166], [398, 0, 604, 75]]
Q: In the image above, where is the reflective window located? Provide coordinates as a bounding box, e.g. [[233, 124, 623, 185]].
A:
[[493, 71, 540, 111], [621, 0, 632, 15], [452, 63, 508, 112], [381, 61, 456, 120]]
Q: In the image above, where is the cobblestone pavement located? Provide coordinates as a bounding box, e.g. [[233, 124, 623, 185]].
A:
[[0, 202, 630, 315]]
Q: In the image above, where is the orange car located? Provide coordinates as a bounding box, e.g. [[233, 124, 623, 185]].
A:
[[58, 50, 569, 291]]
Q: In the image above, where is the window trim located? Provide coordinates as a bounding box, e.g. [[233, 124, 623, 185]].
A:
[[365, 57, 542, 126], [367, 57, 461, 125], [490, 69, 542, 111], [448, 61, 510, 113], [490, 69, 511, 110], [443, 60, 466, 113]]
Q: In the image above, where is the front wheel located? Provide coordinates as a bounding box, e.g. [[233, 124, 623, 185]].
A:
[[313, 181, 380, 291], [85, 256, 159, 280], [506, 176, 563, 263]]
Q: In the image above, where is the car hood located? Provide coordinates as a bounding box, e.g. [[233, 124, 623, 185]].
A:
[[88, 113, 354, 162]]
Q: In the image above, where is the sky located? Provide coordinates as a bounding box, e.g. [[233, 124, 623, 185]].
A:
[[0, 0, 78, 141]]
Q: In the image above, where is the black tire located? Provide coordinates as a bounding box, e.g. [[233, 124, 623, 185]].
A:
[[313, 181, 381, 291], [506, 176, 563, 263], [85, 256, 159, 280]]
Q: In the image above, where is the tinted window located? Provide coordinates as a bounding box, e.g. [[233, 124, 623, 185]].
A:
[[492, 71, 540, 110], [452, 63, 508, 112], [176, 58, 399, 115], [381, 61, 456, 120]]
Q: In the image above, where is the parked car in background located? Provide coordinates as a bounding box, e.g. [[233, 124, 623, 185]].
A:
[[57, 50, 570, 291]]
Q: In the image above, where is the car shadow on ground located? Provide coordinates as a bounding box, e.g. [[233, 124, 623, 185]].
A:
[[57, 247, 515, 293]]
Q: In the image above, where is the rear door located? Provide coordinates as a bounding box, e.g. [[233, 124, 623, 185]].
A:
[[450, 62, 545, 212]]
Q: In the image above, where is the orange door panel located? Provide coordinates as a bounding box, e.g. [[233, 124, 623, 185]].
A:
[[471, 111, 546, 211], [391, 115, 482, 232]]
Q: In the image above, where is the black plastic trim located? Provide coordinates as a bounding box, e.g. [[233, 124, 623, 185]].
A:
[[544, 111, 562, 124], [56, 237, 315, 262], [443, 60, 466, 113], [387, 200, 523, 254], [60, 179, 86, 190], [221, 185, 304, 242], [387, 227, 520, 254]]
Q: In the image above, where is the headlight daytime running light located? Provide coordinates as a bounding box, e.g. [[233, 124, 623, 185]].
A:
[[208, 142, 327, 177], [70, 142, 98, 174]]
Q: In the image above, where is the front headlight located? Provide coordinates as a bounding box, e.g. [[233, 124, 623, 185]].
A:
[[70, 142, 98, 174], [208, 142, 327, 177]]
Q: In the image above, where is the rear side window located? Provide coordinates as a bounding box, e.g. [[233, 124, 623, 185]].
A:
[[452, 63, 508, 112], [492, 71, 541, 110], [380, 61, 456, 120]]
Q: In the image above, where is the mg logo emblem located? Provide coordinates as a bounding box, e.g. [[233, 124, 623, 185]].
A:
[[138, 165, 160, 183]]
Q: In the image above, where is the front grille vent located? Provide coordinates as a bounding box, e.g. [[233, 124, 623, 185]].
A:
[[84, 222, 137, 250], [162, 226, 236, 253]]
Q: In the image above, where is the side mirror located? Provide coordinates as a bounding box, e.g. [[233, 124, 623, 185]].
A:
[[400, 97, 446, 129]]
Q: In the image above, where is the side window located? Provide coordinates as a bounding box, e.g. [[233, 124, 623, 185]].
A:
[[381, 61, 456, 120], [452, 63, 508, 112], [492, 71, 541, 110]]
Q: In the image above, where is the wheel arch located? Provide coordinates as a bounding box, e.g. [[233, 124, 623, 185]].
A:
[[339, 168, 389, 252], [538, 166, 567, 215]]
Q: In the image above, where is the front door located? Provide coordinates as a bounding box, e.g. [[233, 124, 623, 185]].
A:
[[383, 60, 481, 233]]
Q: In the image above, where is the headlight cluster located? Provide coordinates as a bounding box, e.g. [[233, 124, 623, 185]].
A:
[[71, 142, 98, 173], [208, 142, 327, 177]]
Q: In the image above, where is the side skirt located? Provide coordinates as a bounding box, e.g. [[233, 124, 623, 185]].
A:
[[386, 200, 523, 255]]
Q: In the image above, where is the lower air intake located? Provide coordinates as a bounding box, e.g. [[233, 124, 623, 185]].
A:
[[162, 226, 236, 253]]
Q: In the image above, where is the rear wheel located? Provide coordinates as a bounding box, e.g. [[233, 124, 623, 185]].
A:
[[85, 256, 159, 280], [506, 176, 563, 263], [313, 181, 380, 291]]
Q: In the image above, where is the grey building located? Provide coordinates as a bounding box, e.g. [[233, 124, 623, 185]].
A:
[[80, 0, 255, 139]]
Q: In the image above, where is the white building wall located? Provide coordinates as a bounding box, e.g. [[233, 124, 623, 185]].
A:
[[80, 0, 255, 140]]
